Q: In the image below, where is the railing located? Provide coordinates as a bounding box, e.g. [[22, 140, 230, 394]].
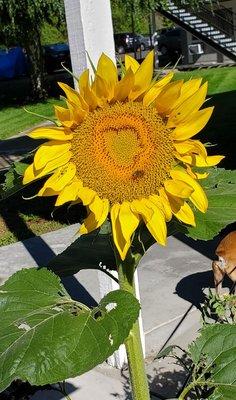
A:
[[184, 1, 235, 40]]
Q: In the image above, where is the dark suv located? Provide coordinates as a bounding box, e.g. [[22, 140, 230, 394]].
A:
[[43, 43, 71, 74], [157, 28, 182, 60], [114, 33, 150, 54]]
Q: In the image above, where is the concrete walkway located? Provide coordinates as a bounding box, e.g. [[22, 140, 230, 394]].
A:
[[0, 122, 49, 171], [0, 224, 219, 399]]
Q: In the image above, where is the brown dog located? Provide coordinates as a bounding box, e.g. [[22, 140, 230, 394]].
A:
[[212, 231, 236, 294]]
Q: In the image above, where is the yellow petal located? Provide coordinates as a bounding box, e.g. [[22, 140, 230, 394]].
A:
[[170, 169, 208, 212], [175, 201, 196, 226], [174, 152, 193, 165], [85, 87, 98, 110], [113, 68, 135, 102], [174, 141, 195, 155], [92, 201, 137, 261], [111, 203, 127, 261], [155, 80, 183, 115], [79, 69, 90, 97], [173, 78, 202, 109], [168, 82, 208, 127], [58, 82, 88, 110], [38, 187, 59, 197], [119, 202, 140, 243], [174, 139, 207, 157], [131, 199, 153, 220], [77, 186, 96, 206], [143, 199, 167, 246], [80, 197, 109, 234], [125, 54, 140, 73], [67, 100, 87, 123], [131, 198, 167, 246], [143, 72, 173, 107], [194, 154, 225, 167], [93, 74, 109, 101], [186, 165, 209, 180], [29, 126, 73, 141], [164, 179, 194, 198], [55, 179, 82, 206], [96, 53, 118, 98], [34, 141, 71, 170], [156, 71, 174, 86], [78, 70, 98, 110], [152, 190, 172, 222], [129, 50, 154, 100], [171, 107, 214, 141], [167, 194, 196, 226], [23, 151, 72, 184], [38, 162, 76, 194], [54, 105, 71, 125]]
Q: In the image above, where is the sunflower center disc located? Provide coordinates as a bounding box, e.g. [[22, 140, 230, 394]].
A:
[[71, 102, 174, 204]]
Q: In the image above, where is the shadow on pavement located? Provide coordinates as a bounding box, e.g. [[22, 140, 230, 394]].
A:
[[0, 135, 44, 156], [1, 207, 97, 307], [0, 381, 77, 400], [31, 383, 77, 400]]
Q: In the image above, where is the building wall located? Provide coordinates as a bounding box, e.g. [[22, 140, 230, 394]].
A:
[[195, 1, 236, 63], [218, 0, 236, 31]]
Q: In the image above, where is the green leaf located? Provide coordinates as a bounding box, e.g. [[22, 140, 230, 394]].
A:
[[0, 268, 140, 392], [46, 226, 116, 276], [186, 168, 236, 240], [0, 160, 30, 200], [155, 345, 179, 359], [188, 324, 236, 399]]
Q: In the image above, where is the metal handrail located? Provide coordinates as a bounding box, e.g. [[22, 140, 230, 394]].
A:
[[211, 0, 236, 21], [158, 2, 236, 61], [183, 2, 235, 40]]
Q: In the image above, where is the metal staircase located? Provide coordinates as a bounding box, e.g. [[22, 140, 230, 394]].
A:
[[158, 0, 236, 61]]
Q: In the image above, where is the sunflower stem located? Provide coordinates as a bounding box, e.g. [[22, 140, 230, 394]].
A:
[[116, 250, 150, 400]]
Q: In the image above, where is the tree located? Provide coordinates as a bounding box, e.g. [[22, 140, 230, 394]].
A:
[[0, 0, 65, 101], [111, 0, 210, 34]]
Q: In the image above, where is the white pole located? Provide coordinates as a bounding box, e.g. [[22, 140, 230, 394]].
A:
[[64, 0, 116, 81], [64, 0, 145, 368]]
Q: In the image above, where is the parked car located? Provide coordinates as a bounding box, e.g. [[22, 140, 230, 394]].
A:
[[157, 27, 183, 59], [43, 43, 71, 74], [114, 33, 151, 54], [136, 34, 151, 51]]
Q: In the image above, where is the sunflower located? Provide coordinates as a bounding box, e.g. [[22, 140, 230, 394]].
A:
[[23, 51, 224, 260]]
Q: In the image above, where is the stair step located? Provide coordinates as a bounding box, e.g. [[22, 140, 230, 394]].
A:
[[209, 30, 221, 36], [213, 34, 226, 39], [225, 41, 236, 47], [194, 23, 209, 28], [168, 6, 178, 11], [173, 8, 186, 13], [188, 19, 204, 25], [220, 38, 233, 43], [177, 12, 191, 17], [201, 28, 220, 34], [182, 15, 197, 21]]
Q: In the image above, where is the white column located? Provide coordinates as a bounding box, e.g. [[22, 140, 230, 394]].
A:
[[64, 0, 145, 368], [64, 0, 116, 81]]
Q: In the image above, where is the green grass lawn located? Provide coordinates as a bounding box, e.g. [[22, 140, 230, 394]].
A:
[[174, 66, 236, 95], [0, 98, 64, 140], [0, 67, 235, 141]]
